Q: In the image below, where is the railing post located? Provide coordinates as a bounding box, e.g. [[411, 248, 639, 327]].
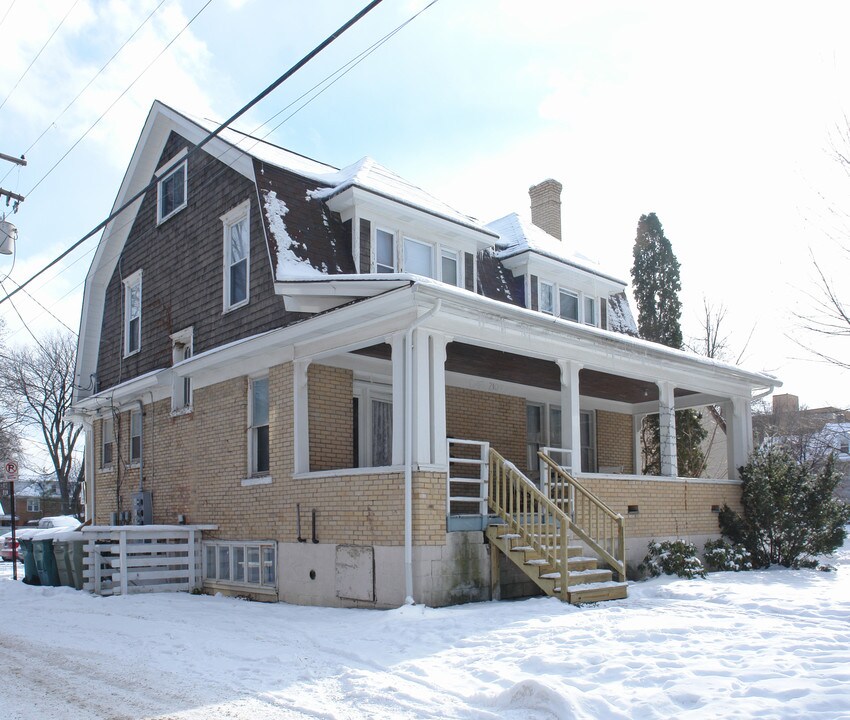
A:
[[618, 518, 626, 582], [119, 529, 128, 596], [560, 518, 569, 600]]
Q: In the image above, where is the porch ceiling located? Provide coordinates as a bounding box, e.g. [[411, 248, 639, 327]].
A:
[[354, 342, 698, 405]]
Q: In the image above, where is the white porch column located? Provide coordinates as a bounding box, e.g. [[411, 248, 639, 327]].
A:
[[657, 380, 678, 477], [431, 335, 449, 466], [557, 360, 582, 473], [412, 328, 432, 465], [726, 396, 751, 479], [633, 414, 644, 476], [293, 359, 311, 474], [83, 416, 95, 522], [390, 333, 406, 466]]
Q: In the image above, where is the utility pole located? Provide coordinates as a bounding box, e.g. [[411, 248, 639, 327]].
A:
[[0, 152, 26, 211]]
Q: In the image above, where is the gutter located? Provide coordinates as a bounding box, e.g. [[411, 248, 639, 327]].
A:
[[403, 297, 441, 605]]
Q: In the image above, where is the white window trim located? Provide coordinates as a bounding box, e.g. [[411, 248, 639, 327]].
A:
[[27, 498, 40, 513], [222, 200, 251, 312], [373, 226, 396, 273], [156, 154, 188, 224], [203, 540, 277, 592], [123, 270, 142, 357], [100, 416, 114, 471], [248, 375, 270, 478], [170, 327, 194, 414], [536, 278, 601, 327], [402, 235, 434, 278], [584, 296, 597, 327], [440, 247, 462, 287]]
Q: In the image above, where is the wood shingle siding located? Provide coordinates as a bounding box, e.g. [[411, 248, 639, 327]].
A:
[[96, 132, 303, 390], [359, 218, 371, 273]]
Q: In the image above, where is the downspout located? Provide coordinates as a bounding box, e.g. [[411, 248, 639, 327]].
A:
[[404, 298, 441, 605], [83, 414, 95, 523]]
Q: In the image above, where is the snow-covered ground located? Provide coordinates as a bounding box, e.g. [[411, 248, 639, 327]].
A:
[[1, 538, 849, 720]]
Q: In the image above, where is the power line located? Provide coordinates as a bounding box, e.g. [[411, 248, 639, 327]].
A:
[[2, 274, 78, 335], [0, 0, 169, 188], [0, 0, 385, 308], [0, 1, 17, 32], [0, 0, 81, 113], [24, 0, 214, 199]]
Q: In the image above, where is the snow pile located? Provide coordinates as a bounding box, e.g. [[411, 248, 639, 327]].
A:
[[263, 190, 326, 280], [1, 533, 848, 719]]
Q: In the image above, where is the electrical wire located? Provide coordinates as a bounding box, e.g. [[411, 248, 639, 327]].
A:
[[0, 0, 385, 308], [0, 0, 16, 32], [24, 0, 214, 199], [0, 0, 169, 187], [0, 0, 439, 343], [0, 0, 81, 113]]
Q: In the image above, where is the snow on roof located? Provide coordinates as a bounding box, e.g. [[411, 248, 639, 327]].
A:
[[263, 190, 327, 280], [488, 213, 626, 284], [182, 109, 493, 237]]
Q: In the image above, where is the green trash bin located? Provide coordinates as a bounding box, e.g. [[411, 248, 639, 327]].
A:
[[18, 537, 41, 585], [32, 535, 62, 587], [53, 532, 85, 590]]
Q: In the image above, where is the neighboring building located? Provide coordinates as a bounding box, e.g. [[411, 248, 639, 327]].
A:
[[0, 481, 64, 527], [70, 102, 779, 607]]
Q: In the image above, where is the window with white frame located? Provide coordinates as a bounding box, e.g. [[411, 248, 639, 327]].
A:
[[204, 540, 276, 589], [157, 158, 187, 223], [559, 289, 579, 322], [101, 417, 114, 469], [526, 403, 596, 474], [441, 248, 460, 286], [130, 410, 142, 465], [170, 328, 193, 412], [249, 377, 270, 476], [27, 498, 40, 513], [375, 228, 395, 273], [539, 281, 555, 315], [223, 201, 250, 311], [403, 236, 433, 278], [123, 271, 142, 356], [354, 383, 393, 468], [584, 296, 597, 326]]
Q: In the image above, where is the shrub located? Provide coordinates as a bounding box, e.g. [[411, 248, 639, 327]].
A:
[[639, 539, 706, 579], [719, 446, 850, 568], [703, 539, 752, 572]]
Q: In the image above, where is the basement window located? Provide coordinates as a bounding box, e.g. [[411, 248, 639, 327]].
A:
[[204, 540, 276, 590], [627, 505, 639, 514]]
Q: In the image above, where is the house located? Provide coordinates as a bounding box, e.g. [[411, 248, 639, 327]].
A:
[[70, 101, 779, 607], [0, 480, 65, 527]]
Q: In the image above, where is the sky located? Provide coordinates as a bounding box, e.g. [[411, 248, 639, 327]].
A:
[[2, 532, 849, 717], [0, 0, 849, 436]]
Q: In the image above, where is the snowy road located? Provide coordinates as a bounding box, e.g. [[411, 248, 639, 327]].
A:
[[1, 539, 849, 720]]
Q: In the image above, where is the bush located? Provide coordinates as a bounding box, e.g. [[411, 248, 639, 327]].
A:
[[639, 539, 706, 579], [719, 446, 850, 568], [703, 539, 752, 572]]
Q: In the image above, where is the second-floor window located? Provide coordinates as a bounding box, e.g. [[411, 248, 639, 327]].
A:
[[123, 270, 142, 356], [539, 282, 554, 315], [223, 201, 250, 311], [441, 249, 460, 287], [403, 237, 433, 277], [27, 498, 40, 513], [536, 279, 602, 328]]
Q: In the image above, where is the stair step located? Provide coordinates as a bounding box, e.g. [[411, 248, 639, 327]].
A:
[[539, 569, 611, 584], [566, 581, 629, 604]]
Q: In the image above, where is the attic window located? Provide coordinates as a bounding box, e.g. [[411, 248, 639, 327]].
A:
[[123, 270, 142, 357], [157, 159, 187, 223], [375, 228, 395, 273]]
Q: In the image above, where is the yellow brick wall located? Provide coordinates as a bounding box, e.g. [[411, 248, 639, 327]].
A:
[[308, 364, 354, 471], [582, 475, 743, 538], [446, 386, 525, 469], [596, 410, 634, 474], [92, 362, 446, 546]]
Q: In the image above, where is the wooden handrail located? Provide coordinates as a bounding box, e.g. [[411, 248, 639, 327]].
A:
[[538, 452, 626, 581], [488, 448, 570, 599]]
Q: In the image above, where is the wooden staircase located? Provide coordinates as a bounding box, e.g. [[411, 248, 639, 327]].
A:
[[486, 449, 628, 604]]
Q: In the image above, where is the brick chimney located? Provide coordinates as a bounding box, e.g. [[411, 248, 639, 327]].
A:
[[772, 393, 799, 418], [529, 178, 563, 240]]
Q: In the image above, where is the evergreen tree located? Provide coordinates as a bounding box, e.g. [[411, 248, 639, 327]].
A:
[[719, 445, 850, 567], [631, 213, 706, 476]]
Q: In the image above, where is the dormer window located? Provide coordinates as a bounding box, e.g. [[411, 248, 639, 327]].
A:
[[559, 289, 578, 322], [375, 228, 395, 273], [404, 236, 433, 277], [584, 297, 597, 326], [441, 249, 460, 287], [157, 158, 187, 223], [539, 281, 554, 315]]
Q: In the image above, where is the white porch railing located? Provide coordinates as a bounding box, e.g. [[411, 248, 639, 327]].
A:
[[446, 438, 490, 517], [82, 525, 216, 596]]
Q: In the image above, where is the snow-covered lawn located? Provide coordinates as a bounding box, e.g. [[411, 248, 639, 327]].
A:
[[1, 538, 849, 720]]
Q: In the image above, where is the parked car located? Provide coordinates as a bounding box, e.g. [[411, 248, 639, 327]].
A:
[[1, 531, 20, 562]]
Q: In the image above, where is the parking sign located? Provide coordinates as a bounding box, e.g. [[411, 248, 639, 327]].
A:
[[5, 460, 18, 481]]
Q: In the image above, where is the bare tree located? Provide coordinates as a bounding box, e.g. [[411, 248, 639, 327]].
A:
[[796, 252, 850, 370], [0, 331, 82, 515]]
